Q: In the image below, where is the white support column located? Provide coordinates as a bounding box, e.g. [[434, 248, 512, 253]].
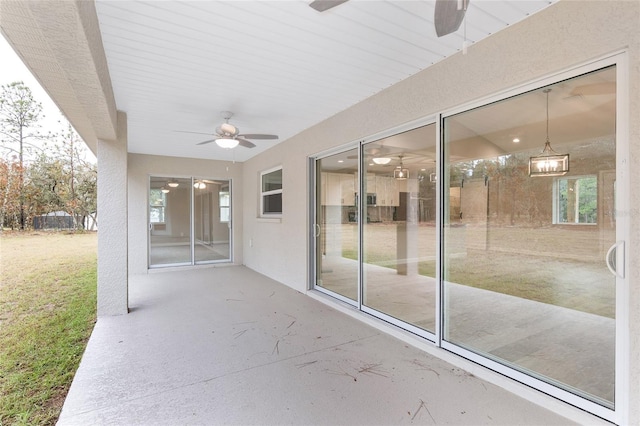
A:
[[97, 111, 128, 316]]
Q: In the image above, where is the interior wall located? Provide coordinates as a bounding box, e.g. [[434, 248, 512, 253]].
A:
[[128, 153, 243, 274], [241, 0, 639, 422], [165, 187, 190, 238]]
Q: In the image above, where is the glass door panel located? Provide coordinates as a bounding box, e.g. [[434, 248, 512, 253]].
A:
[[149, 177, 192, 266], [315, 149, 359, 302], [194, 179, 231, 263], [443, 66, 617, 407], [362, 124, 438, 333]]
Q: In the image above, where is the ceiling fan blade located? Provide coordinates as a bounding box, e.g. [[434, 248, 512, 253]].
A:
[[196, 139, 217, 145], [434, 0, 469, 37], [174, 130, 212, 136], [237, 138, 256, 149], [238, 133, 278, 140], [309, 0, 348, 12], [570, 82, 616, 96]]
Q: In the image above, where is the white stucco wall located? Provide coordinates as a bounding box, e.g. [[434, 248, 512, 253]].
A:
[[127, 154, 244, 274], [97, 112, 128, 316], [242, 1, 639, 423]]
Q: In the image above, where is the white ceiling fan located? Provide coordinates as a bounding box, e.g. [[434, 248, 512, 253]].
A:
[[310, 0, 470, 37], [177, 111, 278, 149]]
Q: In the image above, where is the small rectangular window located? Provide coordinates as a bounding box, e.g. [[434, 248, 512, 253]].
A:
[[555, 175, 597, 224], [220, 191, 230, 223], [261, 167, 282, 216]]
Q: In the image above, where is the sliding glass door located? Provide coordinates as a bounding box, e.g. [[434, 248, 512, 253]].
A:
[[314, 148, 359, 303], [149, 176, 231, 267], [311, 61, 624, 418], [194, 179, 231, 263], [442, 66, 617, 408], [361, 124, 437, 334], [149, 177, 192, 266]]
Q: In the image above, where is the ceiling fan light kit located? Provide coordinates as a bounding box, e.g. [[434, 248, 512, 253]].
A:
[[372, 157, 392, 165], [167, 181, 179, 188], [216, 138, 240, 149]]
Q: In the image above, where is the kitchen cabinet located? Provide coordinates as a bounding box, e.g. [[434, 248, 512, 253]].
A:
[[365, 173, 376, 194], [375, 176, 399, 206], [340, 174, 355, 205], [321, 172, 355, 206]]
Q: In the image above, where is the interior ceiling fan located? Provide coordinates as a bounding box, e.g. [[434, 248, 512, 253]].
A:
[[350, 151, 428, 167], [309, 0, 469, 37], [177, 111, 278, 149]]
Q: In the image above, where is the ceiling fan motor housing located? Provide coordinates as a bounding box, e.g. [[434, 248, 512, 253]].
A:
[[218, 122, 239, 137]]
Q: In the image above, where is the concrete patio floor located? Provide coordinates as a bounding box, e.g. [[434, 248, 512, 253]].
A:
[[58, 266, 606, 425]]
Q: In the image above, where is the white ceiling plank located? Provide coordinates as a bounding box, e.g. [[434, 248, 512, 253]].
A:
[[94, 0, 557, 162]]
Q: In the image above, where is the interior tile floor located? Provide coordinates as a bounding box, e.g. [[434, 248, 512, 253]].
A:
[[58, 266, 606, 425], [319, 255, 615, 404]]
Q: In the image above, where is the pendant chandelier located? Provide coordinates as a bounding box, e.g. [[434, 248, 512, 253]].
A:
[[394, 156, 409, 180], [529, 88, 569, 177]]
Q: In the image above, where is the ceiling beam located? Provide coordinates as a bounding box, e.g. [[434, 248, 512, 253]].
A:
[[0, 0, 118, 152]]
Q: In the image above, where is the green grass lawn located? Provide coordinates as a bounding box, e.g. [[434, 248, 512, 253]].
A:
[[0, 232, 97, 426]]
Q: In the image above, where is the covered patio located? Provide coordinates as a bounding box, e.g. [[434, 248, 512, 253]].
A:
[[58, 266, 594, 425], [2, 0, 638, 424]]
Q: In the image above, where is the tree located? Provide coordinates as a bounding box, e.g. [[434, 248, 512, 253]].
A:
[[0, 158, 23, 229], [57, 123, 97, 229], [0, 81, 44, 230], [25, 124, 97, 230], [26, 152, 65, 221], [1, 81, 97, 231]]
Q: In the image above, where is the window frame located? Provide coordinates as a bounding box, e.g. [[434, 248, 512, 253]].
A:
[[260, 166, 283, 217], [219, 190, 230, 223]]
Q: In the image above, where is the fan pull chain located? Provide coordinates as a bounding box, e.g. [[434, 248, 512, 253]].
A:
[[462, 0, 469, 54]]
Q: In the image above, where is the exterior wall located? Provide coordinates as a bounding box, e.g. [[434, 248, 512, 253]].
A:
[[242, 0, 640, 423], [128, 154, 243, 274], [97, 111, 129, 316]]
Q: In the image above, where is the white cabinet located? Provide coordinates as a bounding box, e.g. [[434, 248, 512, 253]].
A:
[[374, 176, 399, 206], [325, 173, 341, 205], [321, 172, 356, 206], [322, 172, 397, 207], [340, 174, 355, 206], [365, 173, 376, 194]]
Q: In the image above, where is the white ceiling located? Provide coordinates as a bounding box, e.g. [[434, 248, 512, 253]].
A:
[[94, 0, 556, 162]]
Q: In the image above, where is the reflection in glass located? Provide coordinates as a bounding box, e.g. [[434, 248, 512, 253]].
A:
[[362, 124, 437, 332], [149, 177, 231, 266], [194, 179, 231, 263], [149, 177, 192, 266], [443, 66, 616, 407], [315, 149, 359, 302]]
